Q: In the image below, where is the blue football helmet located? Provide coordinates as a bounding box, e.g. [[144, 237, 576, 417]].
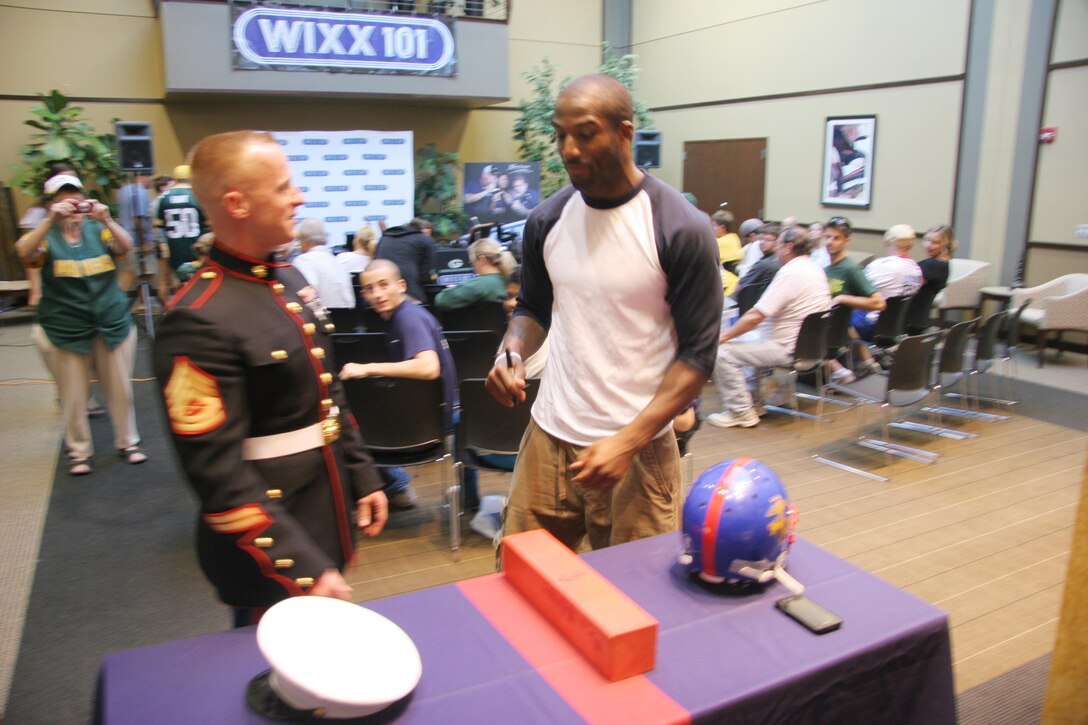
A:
[[679, 458, 798, 584]]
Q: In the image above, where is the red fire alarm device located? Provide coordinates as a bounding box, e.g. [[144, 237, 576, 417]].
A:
[[1039, 127, 1058, 143]]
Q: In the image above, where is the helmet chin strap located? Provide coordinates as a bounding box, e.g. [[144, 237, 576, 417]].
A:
[[774, 560, 805, 596]]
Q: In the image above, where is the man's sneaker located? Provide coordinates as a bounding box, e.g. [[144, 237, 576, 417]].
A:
[[388, 487, 420, 510], [706, 409, 760, 428], [830, 368, 856, 384]]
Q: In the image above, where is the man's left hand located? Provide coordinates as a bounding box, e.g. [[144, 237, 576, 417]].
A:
[[340, 363, 371, 380], [356, 490, 388, 536], [570, 434, 639, 489]]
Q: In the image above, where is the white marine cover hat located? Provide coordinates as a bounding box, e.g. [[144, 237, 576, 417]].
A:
[[255, 596, 422, 719]]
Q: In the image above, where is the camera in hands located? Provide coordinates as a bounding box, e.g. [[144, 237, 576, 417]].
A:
[[76, 201, 94, 214]]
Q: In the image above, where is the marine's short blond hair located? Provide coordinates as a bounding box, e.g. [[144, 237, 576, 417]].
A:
[[189, 130, 279, 211]]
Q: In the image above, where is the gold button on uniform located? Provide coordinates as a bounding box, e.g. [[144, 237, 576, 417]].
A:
[[286, 302, 303, 314], [295, 577, 314, 588], [200, 270, 217, 280], [254, 537, 274, 548], [274, 559, 295, 569], [272, 283, 285, 294], [325, 323, 336, 333], [251, 265, 268, 278], [320, 372, 333, 385], [311, 347, 325, 360], [271, 350, 288, 360], [266, 489, 283, 499], [303, 322, 316, 335], [320, 398, 333, 412]]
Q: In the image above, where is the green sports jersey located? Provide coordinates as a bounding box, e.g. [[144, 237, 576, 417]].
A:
[[37, 221, 131, 353], [825, 257, 875, 299], [156, 186, 207, 270]]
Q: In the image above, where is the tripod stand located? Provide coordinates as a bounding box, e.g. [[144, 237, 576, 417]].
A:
[[124, 177, 155, 338]]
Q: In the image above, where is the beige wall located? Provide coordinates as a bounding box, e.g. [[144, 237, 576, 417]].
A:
[[1031, 66, 1088, 247], [631, 0, 969, 106], [650, 83, 962, 232], [1052, 0, 1088, 63], [630, 0, 966, 235]]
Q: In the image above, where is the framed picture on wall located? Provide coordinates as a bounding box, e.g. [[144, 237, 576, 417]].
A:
[[821, 115, 876, 208]]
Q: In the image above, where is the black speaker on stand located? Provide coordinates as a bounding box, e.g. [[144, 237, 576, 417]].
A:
[[114, 122, 156, 337], [634, 129, 661, 169]]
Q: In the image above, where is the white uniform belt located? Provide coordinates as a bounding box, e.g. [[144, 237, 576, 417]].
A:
[[243, 422, 328, 461]]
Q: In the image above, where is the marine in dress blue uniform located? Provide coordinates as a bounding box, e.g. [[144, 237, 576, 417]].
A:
[[155, 243, 384, 608]]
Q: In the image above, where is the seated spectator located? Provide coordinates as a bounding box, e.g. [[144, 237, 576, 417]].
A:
[[175, 233, 215, 285], [435, 238, 515, 312], [340, 260, 458, 509], [712, 209, 742, 280], [293, 218, 356, 309], [852, 224, 922, 340], [337, 223, 377, 275], [709, 226, 831, 428], [822, 217, 885, 382], [905, 224, 954, 335], [734, 217, 764, 278], [808, 221, 832, 268], [734, 223, 781, 294]]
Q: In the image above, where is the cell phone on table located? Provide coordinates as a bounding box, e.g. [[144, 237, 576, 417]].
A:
[[775, 595, 842, 634]]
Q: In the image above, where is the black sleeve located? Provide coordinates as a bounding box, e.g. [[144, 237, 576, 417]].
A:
[[512, 187, 573, 330], [647, 179, 723, 379]]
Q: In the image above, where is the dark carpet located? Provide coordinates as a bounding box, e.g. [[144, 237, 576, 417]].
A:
[[986, 375, 1088, 432], [6, 336, 224, 724], [956, 654, 1050, 725]]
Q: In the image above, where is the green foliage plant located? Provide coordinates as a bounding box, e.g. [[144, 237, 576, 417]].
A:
[[414, 143, 470, 241], [9, 90, 124, 205], [513, 42, 654, 199]]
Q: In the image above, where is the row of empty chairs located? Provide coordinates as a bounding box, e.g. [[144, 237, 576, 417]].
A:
[[808, 307, 1023, 480]]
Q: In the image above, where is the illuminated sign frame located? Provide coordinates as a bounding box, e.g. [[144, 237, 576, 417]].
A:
[[232, 6, 456, 76]]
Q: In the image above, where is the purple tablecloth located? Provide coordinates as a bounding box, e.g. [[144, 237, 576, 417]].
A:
[[95, 535, 955, 724]]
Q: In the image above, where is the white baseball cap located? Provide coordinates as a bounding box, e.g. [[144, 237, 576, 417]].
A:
[[43, 174, 83, 195]]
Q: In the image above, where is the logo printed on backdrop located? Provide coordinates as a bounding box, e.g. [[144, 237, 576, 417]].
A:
[[274, 129, 414, 248], [233, 7, 456, 76]]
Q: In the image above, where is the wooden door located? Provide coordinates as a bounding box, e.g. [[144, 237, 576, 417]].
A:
[[682, 139, 766, 226]]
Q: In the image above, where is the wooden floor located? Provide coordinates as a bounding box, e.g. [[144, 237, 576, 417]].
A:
[[344, 381, 1086, 695]]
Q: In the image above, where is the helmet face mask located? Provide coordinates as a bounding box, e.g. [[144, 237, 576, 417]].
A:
[[680, 458, 797, 585]]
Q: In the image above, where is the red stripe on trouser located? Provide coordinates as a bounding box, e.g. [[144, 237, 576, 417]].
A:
[[702, 457, 748, 579], [457, 574, 690, 725]]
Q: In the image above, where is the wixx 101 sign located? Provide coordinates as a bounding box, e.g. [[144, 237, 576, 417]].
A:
[[232, 6, 456, 76]]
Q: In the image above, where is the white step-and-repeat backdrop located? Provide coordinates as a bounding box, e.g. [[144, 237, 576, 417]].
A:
[[272, 129, 415, 247]]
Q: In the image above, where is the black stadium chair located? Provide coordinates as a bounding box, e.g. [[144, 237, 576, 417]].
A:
[[814, 331, 944, 481], [445, 329, 501, 381], [340, 376, 459, 556], [330, 332, 388, 368], [439, 301, 507, 336]]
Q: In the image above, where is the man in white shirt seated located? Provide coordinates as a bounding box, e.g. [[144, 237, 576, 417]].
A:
[[852, 223, 922, 340], [709, 226, 832, 428], [292, 218, 356, 309]]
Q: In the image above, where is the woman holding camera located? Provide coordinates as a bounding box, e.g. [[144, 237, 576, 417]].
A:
[[15, 174, 148, 475]]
